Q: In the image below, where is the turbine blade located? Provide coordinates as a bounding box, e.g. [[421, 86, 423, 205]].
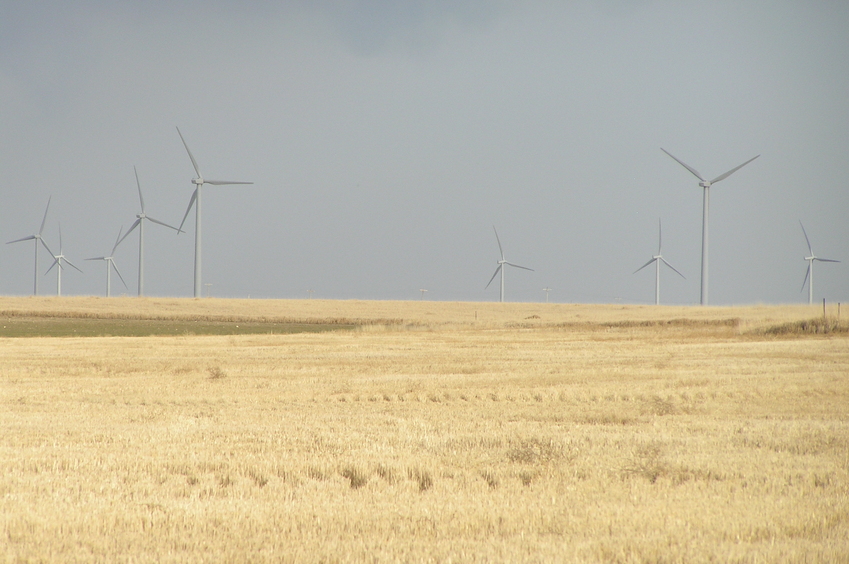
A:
[[660, 257, 686, 279], [485, 265, 502, 289], [799, 221, 813, 255], [493, 226, 504, 259], [815, 258, 840, 263], [7, 235, 37, 244], [112, 261, 129, 289], [85, 256, 107, 261], [178, 189, 198, 233], [146, 216, 183, 233], [657, 218, 663, 254], [58, 224, 63, 253], [110, 226, 124, 256], [801, 263, 811, 293], [709, 154, 760, 184], [634, 257, 656, 274], [176, 127, 202, 178], [65, 258, 84, 273], [38, 196, 52, 236], [661, 148, 705, 182], [117, 219, 141, 247], [134, 166, 146, 212], [45, 257, 60, 275], [505, 262, 534, 272], [39, 238, 54, 258], [204, 180, 253, 186]]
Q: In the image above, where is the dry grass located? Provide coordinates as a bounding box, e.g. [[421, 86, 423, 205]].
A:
[[1, 298, 847, 562]]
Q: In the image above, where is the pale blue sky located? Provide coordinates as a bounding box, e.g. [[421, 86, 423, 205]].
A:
[[1, 1, 847, 303]]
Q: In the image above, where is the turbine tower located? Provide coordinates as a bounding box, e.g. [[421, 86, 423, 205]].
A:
[[634, 219, 685, 305], [116, 167, 182, 296], [6, 197, 54, 295], [176, 127, 253, 298], [45, 224, 83, 296], [799, 221, 839, 305], [87, 226, 129, 297], [485, 226, 533, 303], [661, 148, 759, 305]]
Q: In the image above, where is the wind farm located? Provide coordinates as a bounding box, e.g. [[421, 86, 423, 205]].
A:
[[1, 144, 843, 305], [3, 5, 849, 563]]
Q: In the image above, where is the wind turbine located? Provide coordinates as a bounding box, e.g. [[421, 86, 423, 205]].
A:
[[6, 196, 54, 295], [661, 148, 759, 305], [116, 166, 182, 296], [634, 219, 685, 305], [45, 224, 83, 296], [87, 226, 128, 297], [485, 226, 533, 302], [176, 127, 253, 297], [799, 221, 839, 305]]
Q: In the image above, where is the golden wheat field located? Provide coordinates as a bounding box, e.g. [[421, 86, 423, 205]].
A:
[[1, 297, 848, 563]]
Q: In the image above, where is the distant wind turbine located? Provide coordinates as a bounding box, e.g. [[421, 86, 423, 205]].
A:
[[542, 287, 552, 303], [634, 219, 685, 305], [661, 148, 759, 305], [176, 127, 253, 298], [116, 166, 182, 296], [799, 221, 840, 305], [87, 226, 128, 297], [6, 196, 54, 295], [45, 224, 83, 296], [486, 226, 533, 303]]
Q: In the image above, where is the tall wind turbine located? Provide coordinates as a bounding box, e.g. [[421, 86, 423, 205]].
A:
[[485, 226, 533, 302], [45, 224, 83, 296], [799, 221, 840, 305], [6, 197, 54, 295], [661, 148, 759, 305], [116, 167, 182, 296], [176, 127, 253, 298], [87, 226, 128, 298], [634, 219, 685, 305]]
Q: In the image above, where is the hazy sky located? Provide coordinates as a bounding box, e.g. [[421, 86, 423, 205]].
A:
[[2, 1, 847, 304]]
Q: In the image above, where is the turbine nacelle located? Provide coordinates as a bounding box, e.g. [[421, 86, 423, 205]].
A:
[[192, 177, 204, 185]]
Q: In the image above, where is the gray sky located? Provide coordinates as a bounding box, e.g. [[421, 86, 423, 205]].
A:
[[2, 1, 847, 304]]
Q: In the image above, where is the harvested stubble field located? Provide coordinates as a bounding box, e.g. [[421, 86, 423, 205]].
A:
[[1, 297, 848, 563]]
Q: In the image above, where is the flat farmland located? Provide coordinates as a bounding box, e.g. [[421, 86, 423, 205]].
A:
[[1, 297, 847, 562]]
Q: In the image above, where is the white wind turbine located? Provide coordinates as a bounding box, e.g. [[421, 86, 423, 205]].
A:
[[634, 219, 685, 305], [176, 127, 253, 298], [486, 226, 533, 303], [661, 148, 759, 305], [799, 221, 840, 305], [45, 224, 83, 296], [87, 226, 128, 298], [116, 166, 183, 296], [6, 196, 54, 295]]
